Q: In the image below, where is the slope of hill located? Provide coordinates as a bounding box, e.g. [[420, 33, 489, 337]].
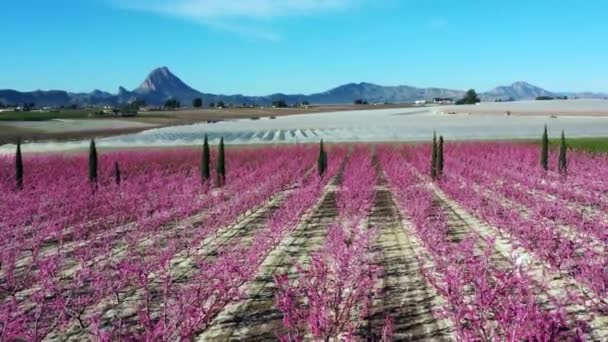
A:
[[483, 81, 555, 100], [1, 68, 606, 107]]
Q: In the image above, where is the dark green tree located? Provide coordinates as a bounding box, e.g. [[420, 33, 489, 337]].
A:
[[431, 132, 438, 180], [272, 100, 288, 108], [193, 98, 203, 108], [558, 130, 567, 175], [89, 139, 98, 183], [456, 89, 481, 105], [164, 98, 181, 109], [541, 125, 549, 171], [318, 140, 326, 177], [114, 161, 121, 185], [216, 137, 225, 187], [15, 138, 23, 189], [201, 134, 211, 182], [438, 135, 444, 177]]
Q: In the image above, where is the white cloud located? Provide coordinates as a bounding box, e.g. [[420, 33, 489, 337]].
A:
[[203, 20, 282, 41], [114, 0, 361, 40], [149, 0, 355, 19]]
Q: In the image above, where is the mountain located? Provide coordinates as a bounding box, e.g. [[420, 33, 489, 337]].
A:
[[132, 66, 203, 104], [1, 68, 606, 108], [0, 89, 72, 107], [304, 82, 465, 104], [482, 81, 556, 101], [69, 89, 118, 106]]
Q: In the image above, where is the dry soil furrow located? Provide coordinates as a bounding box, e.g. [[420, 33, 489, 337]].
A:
[[4, 198, 211, 285], [169, 190, 292, 282], [1, 211, 207, 311], [365, 183, 453, 341], [514, 183, 608, 223], [466, 177, 608, 253], [196, 184, 340, 341], [428, 182, 608, 341], [5, 172, 290, 283], [44, 189, 292, 342], [4, 209, 208, 307], [460, 179, 606, 255]]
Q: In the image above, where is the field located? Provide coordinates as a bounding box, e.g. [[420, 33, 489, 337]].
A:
[[440, 99, 608, 117], [0, 105, 414, 147], [3, 100, 608, 155], [1, 142, 608, 341], [0, 110, 100, 122], [548, 137, 608, 153]]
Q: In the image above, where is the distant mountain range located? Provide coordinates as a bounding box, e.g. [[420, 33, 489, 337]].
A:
[[1, 67, 606, 107]]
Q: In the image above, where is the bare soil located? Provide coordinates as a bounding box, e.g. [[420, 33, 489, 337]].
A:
[[0, 104, 416, 147], [197, 177, 342, 341], [429, 181, 608, 341], [366, 181, 453, 340], [10, 155, 608, 340]]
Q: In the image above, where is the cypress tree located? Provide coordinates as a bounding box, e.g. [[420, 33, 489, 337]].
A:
[[15, 138, 23, 190], [431, 132, 438, 180], [201, 134, 210, 181], [318, 139, 325, 177], [558, 130, 567, 175], [323, 150, 328, 174], [438, 135, 444, 177], [541, 125, 549, 171], [216, 137, 225, 187], [89, 139, 98, 183], [114, 161, 121, 185]]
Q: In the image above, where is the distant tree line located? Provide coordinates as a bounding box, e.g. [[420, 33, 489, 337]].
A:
[[536, 96, 568, 101], [354, 99, 369, 105], [494, 97, 515, 102], [159, 98, 314, 110]]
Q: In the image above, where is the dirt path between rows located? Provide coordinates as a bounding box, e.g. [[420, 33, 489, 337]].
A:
[[473, 181, 605, 254], [428, 181, 608, 341], [365, 178, 453, 341], [45, 189, 292, 341], [196, 181, 340, 341]]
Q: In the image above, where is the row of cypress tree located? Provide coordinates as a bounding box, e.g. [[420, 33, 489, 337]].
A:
[[541, 125, 568, 175], [13, 136, 228, 190], [200, 135, 226, 186], [87, 139, 122, 186], [431, 132, 444, 180], [11, 128, 567, 189]]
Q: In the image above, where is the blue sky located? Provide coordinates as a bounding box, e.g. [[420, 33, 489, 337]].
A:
[[1, 0, 607, 95]]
